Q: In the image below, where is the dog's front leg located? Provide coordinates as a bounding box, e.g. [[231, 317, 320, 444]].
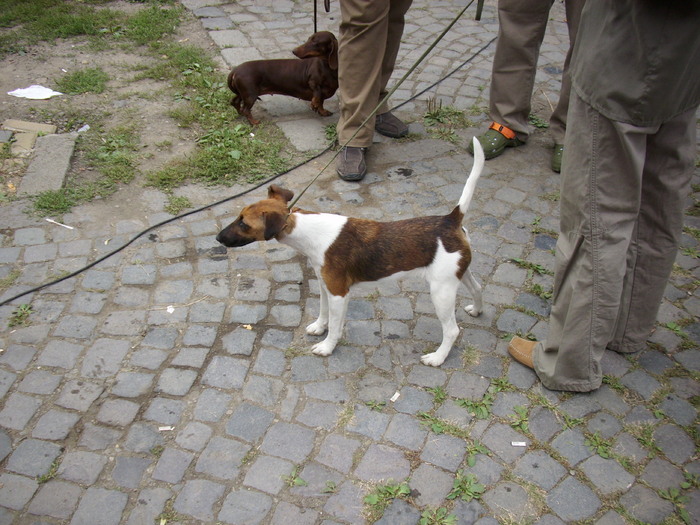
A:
[[311, 293, 348, 356], [421, 279, 461, 367], [306, 268, 329, 336]]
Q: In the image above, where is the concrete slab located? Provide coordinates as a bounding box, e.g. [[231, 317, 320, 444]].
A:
[[2, 119, 57, 134], [276, 118, 330, 152], [18, 133, 77, 195]]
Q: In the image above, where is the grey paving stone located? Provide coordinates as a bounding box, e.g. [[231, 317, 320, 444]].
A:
[[144, 397, 185, 425], [446, 371, 490, 400], [70, 291, 106, 314], [586, 411, 622, 439], [196, 436, 250, 480], [111, 456, 152, 489], [0, 392, 42, 430], [190, 300, 226, 323], [202, 355, 249, 389], [480, 422, 529, 463], [315, 433, 362, 474], [550, 428, 592, 467], [620, 369, 662, 400], [174, 479, 226, 521], [385, 413, 428, 451], [654, 424, 695, 464], [183, 324, 217, 346], [235, 276, 271, 301], [323, 481, 365, 524], [70, 487, 128, 525], [226, 402, 275, 442], [78, 423, 122, 451], [0, 344, 36, 370], [659, 393, 697, 426], [130, 347, 168, 369], [121, 264, 157, 285], [27, 479, 82, 519], [111, 371, 154, 397], [291, 355, 329, 382], [53, 314, 98, 339], [152, 447, 194, 483], [290, 462, 344, 498], [176, 422, 213, 452], [171, 346, 210, 368], [454, 499, 487, 525], [81, 269, 115, 290], [194, 388, 232, 422], [296, 399, 340, 430], [393, 386, 434, 414], [96, 398, 140, 426], [355, 443, 411, 482], [513, 450, 567, 490], [253, 348, 287, 376], [261, 327, 294, 349], [579, 455, 634, 494], [547, 476, 601, 522], [6, 439, 62, 478], [640, 458, 686, 491], [528, 405, 562, 443], [222, 326, 258, 355], [142, 326, 178, 349], [243, 455, 293, 495], [269, 501, 319, 525], [156, 368, 198, 396], [81, 338, 130, 378], [483, 481, 538, 522], [123, 423, 165, 454], [0, 430, 11, 462], [374, 498, 422, 525], [410, 463, 453, 507], [346, 403, 391, 440], [260, 422, 315, 462], [218, 489, 272, 525], [124, 487, 171, 525], [0, 472, 38, 511], [32, 409, 80, 440], [618, 484, 674, 524], [0, 369, 16, 399], [57, 450, 107, 485]]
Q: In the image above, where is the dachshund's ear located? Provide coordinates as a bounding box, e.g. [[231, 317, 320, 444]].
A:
[[328, 38, 338, 70], [263, 211, 287, 240], [268, 184, 294, 203]]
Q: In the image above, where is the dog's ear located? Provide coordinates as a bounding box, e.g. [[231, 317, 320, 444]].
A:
[[268, 184, 294, 203], [263, 211, 287, 240], [328, 38, 338, 70]]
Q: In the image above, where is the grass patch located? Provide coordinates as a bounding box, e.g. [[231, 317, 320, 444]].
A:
[[423, 97, 473, 144], [9, 304, 33, 327], [164, 194, 191, 215], [55, 67, 109, 94]]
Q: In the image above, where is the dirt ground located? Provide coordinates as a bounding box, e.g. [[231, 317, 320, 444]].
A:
[[0, 1, 228, 212]]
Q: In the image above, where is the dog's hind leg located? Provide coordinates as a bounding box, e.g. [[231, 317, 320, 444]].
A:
[[311, 293, 349, 357], [461, 268, 483, 317], [421, 278, 461, 367]]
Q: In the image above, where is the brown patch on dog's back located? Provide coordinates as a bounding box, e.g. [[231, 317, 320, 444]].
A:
[[322, 207, 470, 296]]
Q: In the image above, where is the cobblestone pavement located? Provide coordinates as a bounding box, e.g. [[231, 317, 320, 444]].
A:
[[1, 1, 699, 524]]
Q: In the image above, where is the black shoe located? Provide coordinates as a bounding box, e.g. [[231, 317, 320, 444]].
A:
[[336, 146, 367, 181], [375, 112, 408, 138]]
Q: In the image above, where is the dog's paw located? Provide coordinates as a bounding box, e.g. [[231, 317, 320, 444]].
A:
[[465, 304, 481, 317], [306, 320, 328, 336], [421, 351, 447, 367], [311, 340, 334, 356]]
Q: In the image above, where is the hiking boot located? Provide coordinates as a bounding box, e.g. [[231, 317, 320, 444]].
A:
[[468, 122, 524, 160], [336, 146, 367, 181], [375, 112, 408, 138]]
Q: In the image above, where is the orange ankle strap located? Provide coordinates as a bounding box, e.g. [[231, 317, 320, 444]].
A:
[[489, 122, 516, 140]]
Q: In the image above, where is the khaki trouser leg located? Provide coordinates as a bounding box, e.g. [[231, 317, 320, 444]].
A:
[[489, 0, 554, 142], [534, 93, 696, 391], [548, 0, 584, 143], [337, 0, 412, 147]]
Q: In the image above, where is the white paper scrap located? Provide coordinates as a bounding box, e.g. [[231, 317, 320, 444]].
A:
[[158, 426, 174, 431], [511, 441, 527, 447], [8, 85, 63, 100], [390, 392, 400, 402]]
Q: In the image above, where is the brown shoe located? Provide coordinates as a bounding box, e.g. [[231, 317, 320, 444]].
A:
[[336, 146, 367, 181], [375, 112, 408, 138], [508, 336, 536, 369]]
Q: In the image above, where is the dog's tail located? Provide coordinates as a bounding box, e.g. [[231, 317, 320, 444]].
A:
[[458, 137, 485, 215]]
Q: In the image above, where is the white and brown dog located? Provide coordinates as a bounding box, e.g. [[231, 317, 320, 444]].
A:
[[216, 138, 485, 366]]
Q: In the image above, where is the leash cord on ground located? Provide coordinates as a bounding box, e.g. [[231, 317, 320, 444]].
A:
[[0, 7, 494, 308]]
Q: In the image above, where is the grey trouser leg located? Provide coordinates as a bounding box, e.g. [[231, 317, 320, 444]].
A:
[[489, 0, 583, 143], [337, 0, 412, 147], [534, 92, 696, 392]]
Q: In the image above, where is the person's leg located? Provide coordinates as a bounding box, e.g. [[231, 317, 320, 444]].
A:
[[608, 106, 696, 353], [534, 92, 649, 392], [489, 0, 553, 141], [375, 0, 412, 113], [548, 0, 584, 144], [336, 0, 391, 147]]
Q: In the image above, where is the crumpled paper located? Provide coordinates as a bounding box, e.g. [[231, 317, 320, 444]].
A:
[[8, 85, 63, 100]]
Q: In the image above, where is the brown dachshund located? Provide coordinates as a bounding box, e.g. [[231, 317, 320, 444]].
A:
[[227, 31, 338, 125]]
